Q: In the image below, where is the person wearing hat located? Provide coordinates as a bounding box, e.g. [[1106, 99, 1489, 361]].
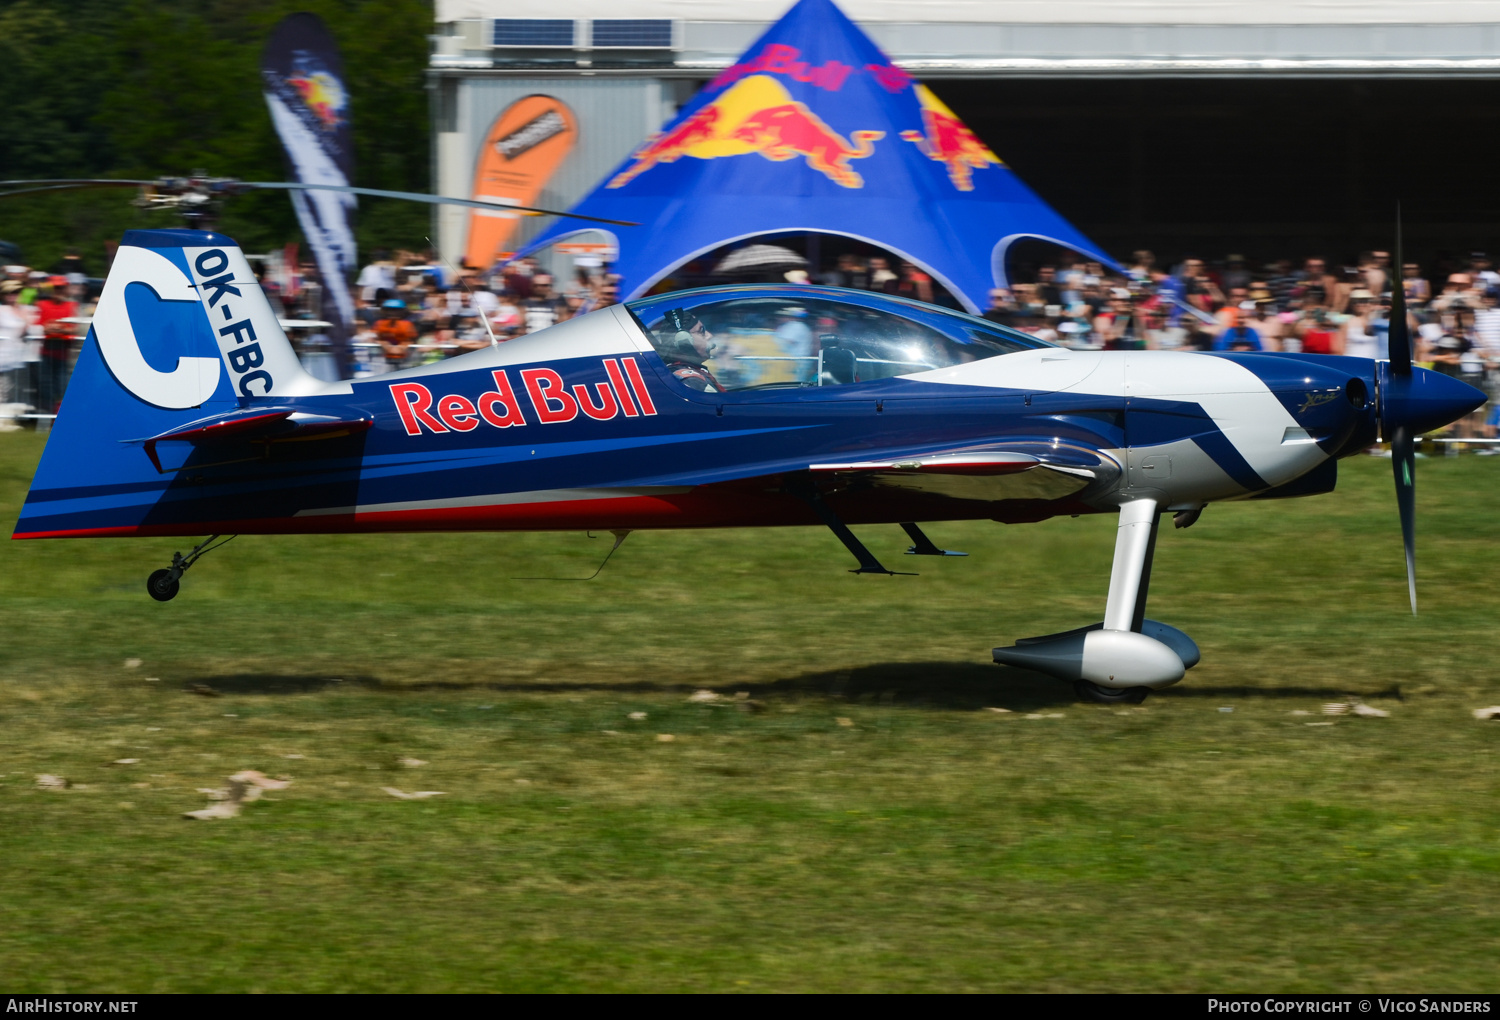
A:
[[374, 298, 417, 371], [1247, 291, 1286, 351], [655, 308, 722, 392], [22, 270, 47, 306], [1094, 290, 1144, 351], [35, 276, 78, 413], [774, 305, 812, 356]]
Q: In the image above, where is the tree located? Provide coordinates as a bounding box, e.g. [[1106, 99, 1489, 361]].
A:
[[0, 0, 435, 270]]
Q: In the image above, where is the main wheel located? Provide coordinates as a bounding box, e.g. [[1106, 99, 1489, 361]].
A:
[[147, 569, 180, 602], [1074, 680, 1149, 704]]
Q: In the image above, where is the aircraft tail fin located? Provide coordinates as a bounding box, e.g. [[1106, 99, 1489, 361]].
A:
[[101, 228, 327, 404], [14, 227, 340, 538]]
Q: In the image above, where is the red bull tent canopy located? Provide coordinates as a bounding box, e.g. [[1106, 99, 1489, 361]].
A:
[[517, 0, 1116, 313]]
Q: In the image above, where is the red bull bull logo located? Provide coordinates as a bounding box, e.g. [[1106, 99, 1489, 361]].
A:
[[607, 106, 723, 188], [899, 85, 1002, 192], [608, 76, 883, 190], [286, 69, 347, 132]]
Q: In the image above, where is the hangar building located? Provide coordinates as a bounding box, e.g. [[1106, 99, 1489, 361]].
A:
[[429, 0, 1500, 272]]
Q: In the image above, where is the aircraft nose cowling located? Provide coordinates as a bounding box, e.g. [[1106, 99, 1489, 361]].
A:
[[1381, 365, 1486, 437]]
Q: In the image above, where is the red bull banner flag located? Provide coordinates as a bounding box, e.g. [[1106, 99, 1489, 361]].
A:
[[262, 13, 357, 374], [517, 0, 1115, 314]]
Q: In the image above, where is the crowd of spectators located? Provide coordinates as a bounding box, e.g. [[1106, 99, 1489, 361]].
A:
[[976, 249, 1500, 371], [341, 250, 622, 375]]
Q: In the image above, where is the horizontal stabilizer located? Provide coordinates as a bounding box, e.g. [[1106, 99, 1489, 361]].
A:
[[126, 407, 371, 472]]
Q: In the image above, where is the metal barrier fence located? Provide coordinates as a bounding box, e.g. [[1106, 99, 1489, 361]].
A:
[[0, 364, 55, 432], [0, 337, 396, 430]]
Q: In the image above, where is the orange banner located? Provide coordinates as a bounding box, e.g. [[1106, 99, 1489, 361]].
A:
[[465, 95, 577, 269]]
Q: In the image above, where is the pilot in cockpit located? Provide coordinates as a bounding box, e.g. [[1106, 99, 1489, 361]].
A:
[[657, 308, 724, 392]]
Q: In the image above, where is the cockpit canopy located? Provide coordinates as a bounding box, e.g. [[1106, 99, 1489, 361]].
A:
[[626, 286, 1054, 392]]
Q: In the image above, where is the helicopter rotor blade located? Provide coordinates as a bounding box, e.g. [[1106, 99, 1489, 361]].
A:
[[0, 177, 637, 227], [241, 182, 638, 227], [0, 178, 155, 191], [0, 183, 132, 200]]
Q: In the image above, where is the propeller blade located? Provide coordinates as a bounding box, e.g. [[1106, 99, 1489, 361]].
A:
[[1388, 204, 1412, 376], [1392, 423, 1417, 614], [241, 182, 638, 227]]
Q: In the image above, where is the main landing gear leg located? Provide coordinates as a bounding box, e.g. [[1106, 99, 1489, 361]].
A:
[[992, 499, 1199, 703], [786, 476, 913, 575], [146, 535, 236, 602]]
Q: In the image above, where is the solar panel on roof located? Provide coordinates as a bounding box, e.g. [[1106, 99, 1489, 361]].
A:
[[492, 19, 574, 47], [591, 19, 672, 48]]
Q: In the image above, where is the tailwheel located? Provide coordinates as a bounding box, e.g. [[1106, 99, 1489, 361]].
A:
[[1074, 680, 1149, 705], [143, 535, 236, 602], [146, 568, 180, 602]]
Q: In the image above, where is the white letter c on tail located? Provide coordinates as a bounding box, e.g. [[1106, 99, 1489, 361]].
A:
[[93, 246, 221, 409]]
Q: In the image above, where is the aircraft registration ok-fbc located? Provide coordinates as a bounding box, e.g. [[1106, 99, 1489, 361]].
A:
[[12, 228, 1484, 702]]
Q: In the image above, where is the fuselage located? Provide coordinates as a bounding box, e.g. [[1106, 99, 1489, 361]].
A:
[[16, 284, 1399, 540]]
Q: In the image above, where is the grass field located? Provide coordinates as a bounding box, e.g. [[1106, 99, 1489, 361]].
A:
[[1, 429, 1497, 992]]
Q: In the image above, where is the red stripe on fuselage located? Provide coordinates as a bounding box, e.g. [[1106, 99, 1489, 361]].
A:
[[12, 489, 1100, 540]]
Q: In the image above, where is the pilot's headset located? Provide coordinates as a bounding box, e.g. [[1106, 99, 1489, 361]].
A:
[[661, 307, 709, 361]]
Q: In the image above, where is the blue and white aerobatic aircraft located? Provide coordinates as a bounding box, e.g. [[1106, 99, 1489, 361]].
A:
[[12, 228, 1483, 702]]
